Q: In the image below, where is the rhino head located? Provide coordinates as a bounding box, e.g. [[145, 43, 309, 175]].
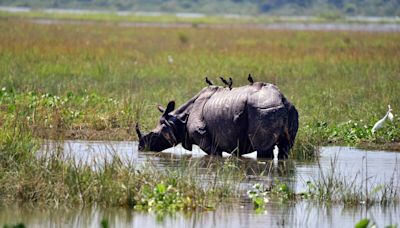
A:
[[136, 101, 187, 152]]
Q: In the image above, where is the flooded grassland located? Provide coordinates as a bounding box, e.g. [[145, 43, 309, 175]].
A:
[[0, 15, 400, 227], [1, 141, 400, 227], [0, 17, 399, 151]]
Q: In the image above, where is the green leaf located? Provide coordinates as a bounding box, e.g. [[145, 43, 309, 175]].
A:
[[156, 183, 166, 194], [253, 197, 265, 208], [279, 183, 289, 193], [100, 218, 109, 228], [7, 104, 16, 113], [355, 218, 370, 228]]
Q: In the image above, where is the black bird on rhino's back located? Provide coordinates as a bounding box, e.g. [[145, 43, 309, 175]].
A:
[[136, 80, 299, 159], [248, 74, 254, 85], [205, 77, 213, 86], [220, 76, 233, 90], [228, 77, 233, 90], [220, 76, 229, 87]]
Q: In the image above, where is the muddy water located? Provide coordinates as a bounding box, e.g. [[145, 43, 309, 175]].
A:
[[1, 141, 400, 227]]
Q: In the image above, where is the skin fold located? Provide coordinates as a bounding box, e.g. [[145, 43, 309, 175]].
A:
[[137, 82, 298, 159]]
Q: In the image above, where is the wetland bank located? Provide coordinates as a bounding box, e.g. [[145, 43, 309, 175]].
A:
[[0, 13, 399, 227]]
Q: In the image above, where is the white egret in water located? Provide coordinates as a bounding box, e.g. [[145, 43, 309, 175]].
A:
[[371, 105, 394, 134], [273, 145, 279, 163]]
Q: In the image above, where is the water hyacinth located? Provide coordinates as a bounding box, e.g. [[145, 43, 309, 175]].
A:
[[247, 183, 269, 210], [134, 182, 194, 213]]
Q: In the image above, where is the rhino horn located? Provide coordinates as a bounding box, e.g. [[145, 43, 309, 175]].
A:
[[135, 123, 143, 139]]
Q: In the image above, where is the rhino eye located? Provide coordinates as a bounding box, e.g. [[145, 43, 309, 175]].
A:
[[159, 117, 168, 124]]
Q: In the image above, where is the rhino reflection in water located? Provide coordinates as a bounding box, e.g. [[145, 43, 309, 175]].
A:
[[136, 82, 298, 159]]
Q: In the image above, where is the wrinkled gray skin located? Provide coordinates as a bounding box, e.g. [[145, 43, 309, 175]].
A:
[[136, 82, 298, 158]]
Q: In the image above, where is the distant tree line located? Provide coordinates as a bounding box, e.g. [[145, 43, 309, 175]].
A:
[[0, 0, 399, 16]]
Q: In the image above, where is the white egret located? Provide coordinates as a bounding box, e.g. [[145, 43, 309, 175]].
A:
[[167, 55, 174, 64], [371, 105, 394, 134], [273, 145, 279, 162]]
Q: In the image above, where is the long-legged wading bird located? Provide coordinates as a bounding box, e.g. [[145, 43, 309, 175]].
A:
[[371, 105, 394, 134], [205, 77, 213, 86], [248, 73, 254, 85]]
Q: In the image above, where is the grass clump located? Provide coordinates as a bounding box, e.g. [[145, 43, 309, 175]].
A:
[[0, 18, 399, 155], [298, 156, 400, 206], [0, 119, 242, 211], [245, 155, 399, 212], [0, 88, 143, 140]]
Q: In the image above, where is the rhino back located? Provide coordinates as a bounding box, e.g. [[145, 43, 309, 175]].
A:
[[201, 86, 251, 151], [185, 87, 219, 141], [247, 83, 284, 109], [184, 83, 288, 153], [246, 84, 287, 149]]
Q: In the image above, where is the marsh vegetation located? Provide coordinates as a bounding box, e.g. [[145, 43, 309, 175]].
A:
[[0, 14, 399, 227], [1, 139, 399, 226], [0, 18, 399, 152]]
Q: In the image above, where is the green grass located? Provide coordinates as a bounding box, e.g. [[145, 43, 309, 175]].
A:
[[0, 10, 313, 25], [0, 118, 244, 210], [0, 15, 399, 220], [246, 157, 399, 212], [0, 109, 399, 213], [0, 10, 357, 26], [0, 10, 231, 24], [299, 157, 399, 206], [2, 8, 400, 25], [1, 17, 399, 155]]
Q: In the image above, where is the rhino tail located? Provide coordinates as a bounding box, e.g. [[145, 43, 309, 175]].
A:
[[287, 103, 299, 148]]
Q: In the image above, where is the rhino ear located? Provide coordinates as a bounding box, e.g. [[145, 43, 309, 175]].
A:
[[157, 105, 165, 113], [163, 101, 175, 116], [177, 112, 189, 124]]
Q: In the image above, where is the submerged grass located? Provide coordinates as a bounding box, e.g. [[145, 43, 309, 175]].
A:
[[0, 119, 244, 211], [301, 156, 400, 206], [1, 115, 399, 215], [246, 157, 400, 212]]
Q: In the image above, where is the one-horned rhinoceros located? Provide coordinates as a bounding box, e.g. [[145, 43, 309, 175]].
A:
[[136, 82, 298, 158]]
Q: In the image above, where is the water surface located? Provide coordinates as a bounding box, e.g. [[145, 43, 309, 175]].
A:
[[1, 141, 399, 227], [26, 18, 400, 32]]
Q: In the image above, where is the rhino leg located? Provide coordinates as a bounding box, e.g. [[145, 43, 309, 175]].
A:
[[195, 132, 223, 156], [248, 108, 285, 159], [210, 145, 223, 156], [277, 139, 290, 159], [235, 136, 253, 156], [277, 128, 291, 159], [200, 142, 223, 156], [257, 147, 274, 158]]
